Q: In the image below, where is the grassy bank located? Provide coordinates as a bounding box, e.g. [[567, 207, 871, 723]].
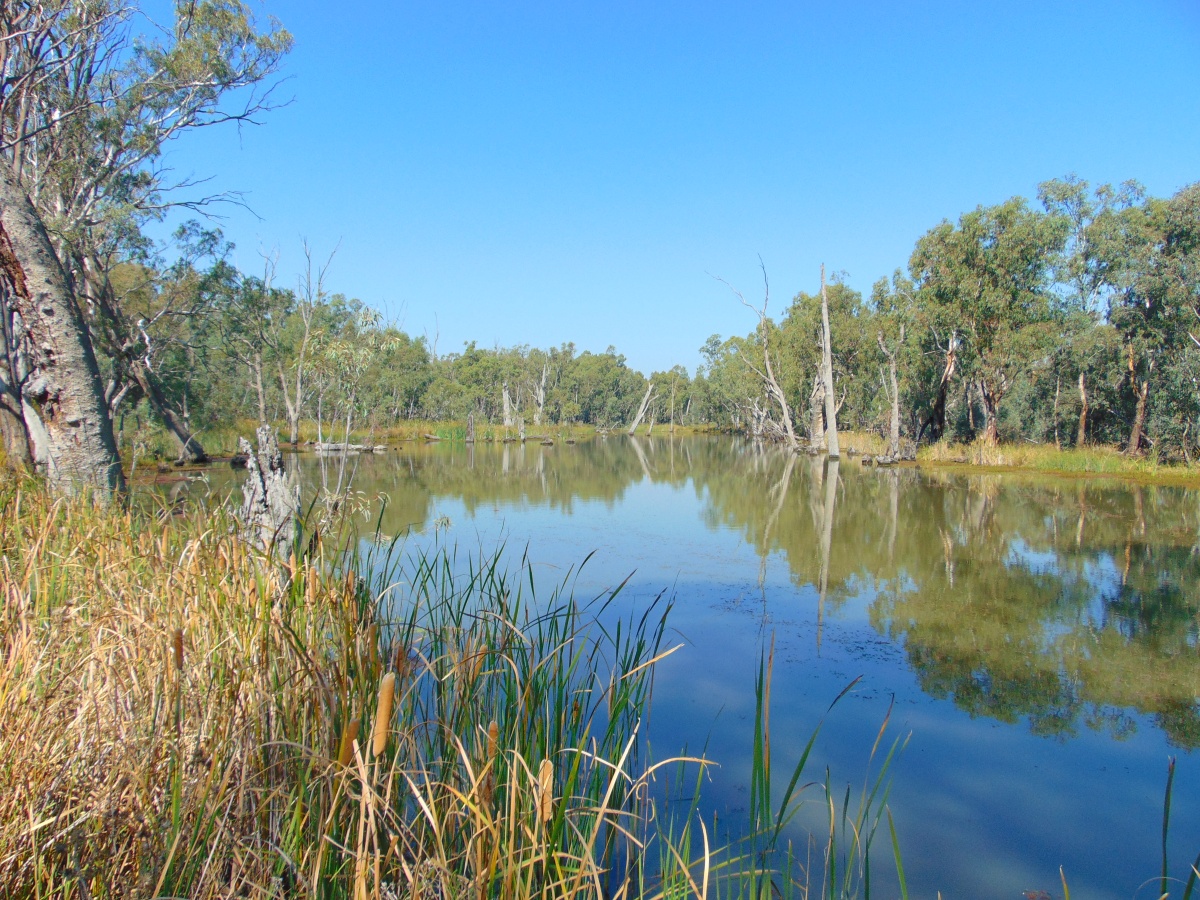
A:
[[0, 478, 900, 899], [917, 440, 1200, 487]]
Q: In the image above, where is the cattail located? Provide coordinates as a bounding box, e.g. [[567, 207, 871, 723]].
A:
[[172, 628, 184, 671], [537, 758, 554, 823], [481, 720, 499, 808], [467, 640, 485, 684], [372, 673, 396, 757], [365, 623, 379, 671], [486, 720, 499, 764], [394, 645, 412, 681], [337, 719, 361, 767]]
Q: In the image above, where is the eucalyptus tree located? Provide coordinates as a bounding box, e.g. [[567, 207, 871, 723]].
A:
[[89, 222, 239, 462], [0, 0, 289, 491], [214, 258, 295, 426], [715, 265, 800, 448], [910, 198, 1069, 444], [1086, 183, 1200, 454], [871, 272, 918, 457], [778, 279, 870, 441], [276, 244, 336, 444]]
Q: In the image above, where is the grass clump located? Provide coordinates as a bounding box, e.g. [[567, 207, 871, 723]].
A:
[[0, 475, 903, 899]]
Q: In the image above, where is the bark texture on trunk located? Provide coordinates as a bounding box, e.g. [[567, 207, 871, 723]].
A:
[[809, 376, 824, 445], [0, 392, 30, 466], [252, 351, 267, 425], [238, 425, 297, 555], [0, 163, 123, 496], [980, 380, 1000, 445]]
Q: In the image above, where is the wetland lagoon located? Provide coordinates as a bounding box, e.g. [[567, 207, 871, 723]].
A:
[[202, 435, 1200, 899]]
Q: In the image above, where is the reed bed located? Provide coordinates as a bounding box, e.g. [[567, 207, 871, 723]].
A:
[[0, 475, 903, 899]]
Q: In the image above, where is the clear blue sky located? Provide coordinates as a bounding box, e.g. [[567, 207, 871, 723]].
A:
[[155, 0, 1200, 376]]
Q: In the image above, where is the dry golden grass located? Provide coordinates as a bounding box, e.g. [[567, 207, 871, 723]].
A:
[[0, 478, 688, 899]]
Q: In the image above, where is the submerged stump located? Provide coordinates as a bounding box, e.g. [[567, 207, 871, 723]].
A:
[[238, 426, 298, 554]]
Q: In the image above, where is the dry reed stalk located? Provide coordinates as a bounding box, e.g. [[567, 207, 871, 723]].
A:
[[372, 673, 396, 757], [464, 639, 484, 685]]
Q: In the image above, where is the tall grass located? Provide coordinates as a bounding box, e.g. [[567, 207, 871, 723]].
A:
[[0, 475, 904, 898]]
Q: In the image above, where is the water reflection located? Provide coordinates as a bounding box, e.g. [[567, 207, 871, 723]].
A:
[[233, 437, 1200, 750], [174, 436, 1200, 897]]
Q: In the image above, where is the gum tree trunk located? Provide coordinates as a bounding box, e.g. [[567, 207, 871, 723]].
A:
[[130, 360, 207, 463], [980, 379, 1001, 445], [919, 331, 958, 444], [1077, 372, 1089, 447], [1128, 377, 1150, 456], [819, 265, 840, 458], [627, 382, 655, 435], [0, 164, 123, 496]]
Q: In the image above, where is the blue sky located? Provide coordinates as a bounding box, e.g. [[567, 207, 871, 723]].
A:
[[155, 1, 1200, 376]]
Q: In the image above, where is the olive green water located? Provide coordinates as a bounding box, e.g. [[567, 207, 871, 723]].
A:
[[192, 435, 1200, 898]]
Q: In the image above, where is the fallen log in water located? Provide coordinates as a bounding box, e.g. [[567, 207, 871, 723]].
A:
[[314, 442, 388, 453]]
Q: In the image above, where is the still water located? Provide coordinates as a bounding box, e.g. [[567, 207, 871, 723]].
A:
[[200, 436, 1200, 898]]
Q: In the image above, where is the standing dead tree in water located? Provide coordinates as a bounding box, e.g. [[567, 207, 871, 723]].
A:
[[715, 262, 800, 451], [877, 327, 904, 458], [238, 426, 298, 554], [819, 265, 840, 458], [627, 381, 655, 435]]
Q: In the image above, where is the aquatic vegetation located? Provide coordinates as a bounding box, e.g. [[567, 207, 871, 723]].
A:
[[0, 475, 904, 898]]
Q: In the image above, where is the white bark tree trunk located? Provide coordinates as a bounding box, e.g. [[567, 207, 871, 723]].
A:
[[628, 382, 655, 435], [877, 327, 903, 458], [502, 382, 515, 427], [531, 363, 547, 426], [820, 265, 840, 458], [0, 162, 123, 496]]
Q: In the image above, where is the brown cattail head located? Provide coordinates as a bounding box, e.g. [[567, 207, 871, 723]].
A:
[[372, 673, 396, 757], [366, 623, 379, 670], [172, 628, 184, 671], [486, 720, 499, 764], [394, 645, 412, 681], [537, 758, 554, 823], [337, 719, 361, 767]]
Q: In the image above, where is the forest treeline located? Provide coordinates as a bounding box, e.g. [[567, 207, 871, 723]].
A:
[[2, 3, 1199, 497], [86, 176, 1200, 463]]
